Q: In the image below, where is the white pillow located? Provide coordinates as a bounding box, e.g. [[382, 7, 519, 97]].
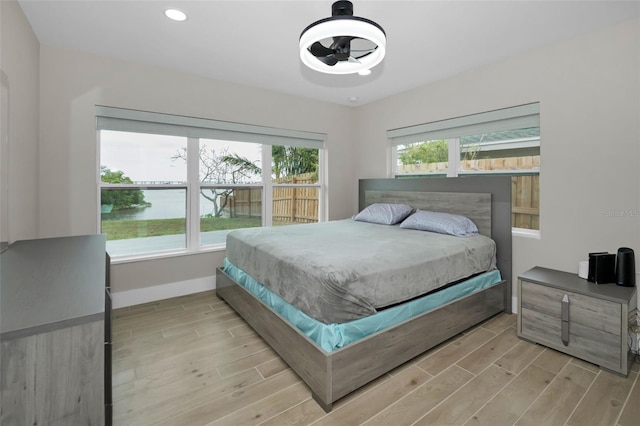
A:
[[353, 203, 413, 225]]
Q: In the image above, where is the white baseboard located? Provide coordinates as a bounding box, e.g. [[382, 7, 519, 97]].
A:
[[512, 296, 518, 314], [112, 275, 216, 309]]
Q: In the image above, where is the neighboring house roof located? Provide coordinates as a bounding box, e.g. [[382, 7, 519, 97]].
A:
[[461, 127, 540, 145]]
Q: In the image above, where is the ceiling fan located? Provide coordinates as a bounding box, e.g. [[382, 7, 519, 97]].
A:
[[309, 35, 375, 67], [299, 1, 386, 75]]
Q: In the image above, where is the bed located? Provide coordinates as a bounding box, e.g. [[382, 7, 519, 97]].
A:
[[216, 176, 512, 412]]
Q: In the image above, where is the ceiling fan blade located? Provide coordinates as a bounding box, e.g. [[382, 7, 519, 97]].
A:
[[350, 36, 378, 59], [318, 55, 339, 66], [309, 41, 335, 58]]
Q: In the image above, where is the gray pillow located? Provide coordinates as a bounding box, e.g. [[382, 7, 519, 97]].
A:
[[353, 203, 413, 225], [400, 210, 479, 237]]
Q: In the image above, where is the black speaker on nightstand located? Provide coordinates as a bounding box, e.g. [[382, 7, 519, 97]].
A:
[[588, 252, 616, 284], [616, 247, 635, 287]]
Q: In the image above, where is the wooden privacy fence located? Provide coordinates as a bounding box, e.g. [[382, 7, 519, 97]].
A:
[[226, 156, 540, 229], [226, 188, 262, 219], [512, 174, 539, 230], [226, 173, 319, 224], [398, 155, 540, 229], [272, 185, 319, 224]]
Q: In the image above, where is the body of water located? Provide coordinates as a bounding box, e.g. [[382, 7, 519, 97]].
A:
[[102, 190, 217, 221]]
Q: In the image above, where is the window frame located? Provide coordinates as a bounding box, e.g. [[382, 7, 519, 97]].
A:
[[97, 107, 326, 260], [388, 103, 540, 235]]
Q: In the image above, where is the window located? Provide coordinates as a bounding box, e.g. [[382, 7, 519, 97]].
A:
[[196, 138, 263, 247], [97, 107, 325, 258], [389, 103, 540, 231], [271, 145, 320, 225]]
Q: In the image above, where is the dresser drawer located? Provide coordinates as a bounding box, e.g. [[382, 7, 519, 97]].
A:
[[519, 280, 623, 372]]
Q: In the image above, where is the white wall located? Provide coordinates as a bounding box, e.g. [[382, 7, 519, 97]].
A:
[[37, 45, 356, 294], [0, 0, 40, 242], [5, 0, 639, 305], [354, 17, 640, 307]]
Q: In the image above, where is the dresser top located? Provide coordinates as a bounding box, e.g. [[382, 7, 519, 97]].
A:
[[0, 234, 106, 336], [519, 266, 637, 305]]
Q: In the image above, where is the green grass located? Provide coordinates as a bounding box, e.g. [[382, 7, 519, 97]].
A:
[[101, 217, 262, 240]]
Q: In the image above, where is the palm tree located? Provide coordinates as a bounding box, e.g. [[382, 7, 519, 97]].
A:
[[272, 146, 318, 180]]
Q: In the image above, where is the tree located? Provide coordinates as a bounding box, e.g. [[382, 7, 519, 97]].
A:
[[100, 166, 148, 210], [174, 145, 318, 218], [173, 147, 261, 218], [398, 140, 448, 165], [272, 146, 318, 180]]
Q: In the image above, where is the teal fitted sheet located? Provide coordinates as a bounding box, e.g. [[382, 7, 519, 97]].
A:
[[223, 258, 502, 353]]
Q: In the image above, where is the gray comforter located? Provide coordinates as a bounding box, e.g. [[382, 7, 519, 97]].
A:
[[226, 219, 496, 324]]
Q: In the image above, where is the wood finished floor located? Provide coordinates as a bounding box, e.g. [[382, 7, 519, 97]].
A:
[[112, 290, 640, 426]]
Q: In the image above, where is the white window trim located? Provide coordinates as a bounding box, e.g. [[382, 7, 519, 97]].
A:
[[262, 145, 272, 227], [186, 137, 200, 250], [97, 107, 327, 260], [512, 227, 541, 239], [96, 105, 326, 149], [388, 103, 539, 145], [388, 103, 540, 237], [447, 137, 460, 177]]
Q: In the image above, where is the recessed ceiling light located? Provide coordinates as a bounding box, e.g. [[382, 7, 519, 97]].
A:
[[348, 96, 359, 103], [165, 8, 187, 22], [358, 69, 372, 76]]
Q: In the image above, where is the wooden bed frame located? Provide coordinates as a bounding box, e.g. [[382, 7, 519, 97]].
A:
[[216, 176, 512, 412]]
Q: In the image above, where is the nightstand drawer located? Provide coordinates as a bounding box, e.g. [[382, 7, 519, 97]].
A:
[[520, 307, 621, 371], [521, 282, 621, 335]]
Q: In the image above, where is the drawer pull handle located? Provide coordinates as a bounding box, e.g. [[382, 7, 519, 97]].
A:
[[561, 294, 570, 346]]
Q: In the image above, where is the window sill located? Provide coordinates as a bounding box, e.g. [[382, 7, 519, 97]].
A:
[[109, 244, 227, 265], [512, 227, 540, 239]]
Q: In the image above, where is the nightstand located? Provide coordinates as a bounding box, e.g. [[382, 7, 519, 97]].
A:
[[517, 266, 637, 376]]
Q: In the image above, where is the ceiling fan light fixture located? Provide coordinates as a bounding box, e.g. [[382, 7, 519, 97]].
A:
[[299, 1, 386, 75]]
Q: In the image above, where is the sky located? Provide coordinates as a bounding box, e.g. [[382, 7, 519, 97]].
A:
[[100, 130, 263, 183]]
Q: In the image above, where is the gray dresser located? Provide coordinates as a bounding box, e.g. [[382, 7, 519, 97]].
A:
[[0, 235, 107, 425], [517, 266, 637, 376]]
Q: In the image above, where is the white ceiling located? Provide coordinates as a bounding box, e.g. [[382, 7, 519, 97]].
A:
[[17, 0, 640, 107]]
